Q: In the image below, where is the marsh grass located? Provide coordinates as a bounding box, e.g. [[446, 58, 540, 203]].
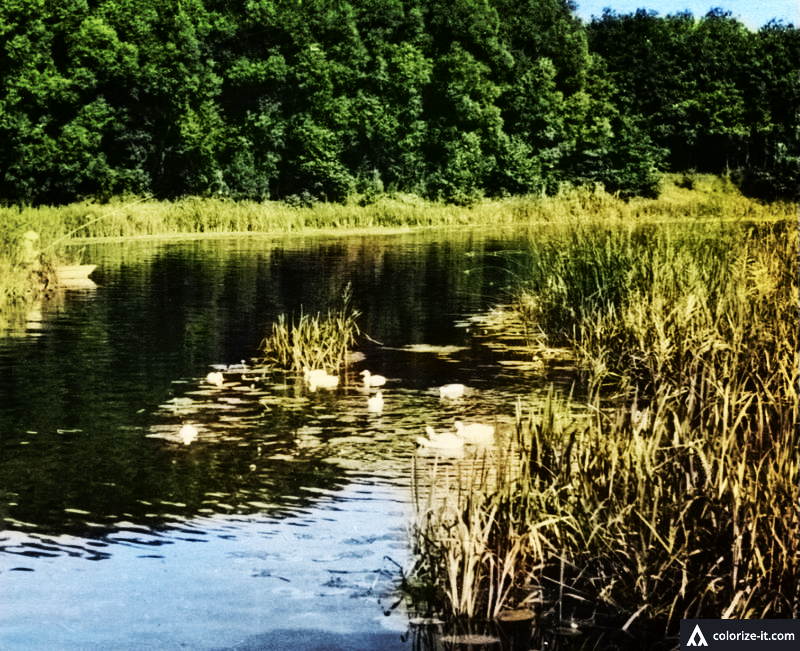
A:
[[7, 174, 791, 325], [0, 211, 61, 314], [408, 215, 798, 643], [2, 175, 795, 242], [258, 283, 360, 373], [2, 176, 794, 317]]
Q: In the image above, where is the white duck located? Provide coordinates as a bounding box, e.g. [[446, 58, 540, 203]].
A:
[[367, 390, 384, 413], [307, 371, 339, 391], [303, 366, 329, 383], [439, 383, 466, 399], [454, 421, 495, 444], [360, 370, 387, 388], [415, 426, 464, 452], [179, 423, 198, 445], [206, 371, 224, 387]]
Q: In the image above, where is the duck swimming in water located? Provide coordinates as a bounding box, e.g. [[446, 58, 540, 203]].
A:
[[303, 366, 328, 382], [305, 368, 339, 391], [415, 425, 464, 452], [179, 423, 198, 445], [360, 370, 387, 388], [454, 421, 495, 444], [439, 383, 466, 399], [206, 371, 224, 387], [367, 390, 384, 413]]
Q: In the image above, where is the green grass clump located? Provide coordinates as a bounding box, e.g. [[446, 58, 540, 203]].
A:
[[258, 283, 360, 373], [0, 211, 62, 315], [407, 216, 798, 642]]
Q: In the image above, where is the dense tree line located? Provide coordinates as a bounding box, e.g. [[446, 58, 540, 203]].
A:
[[587, 8, 799, 199], [0, 0, 796, 205]]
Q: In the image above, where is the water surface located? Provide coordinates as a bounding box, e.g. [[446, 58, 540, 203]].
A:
[[0, 229, 573, 649]]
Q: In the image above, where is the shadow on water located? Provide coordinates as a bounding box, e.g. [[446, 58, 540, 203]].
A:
[[216, 628, 407, 651], [0, 230, 583, 649]]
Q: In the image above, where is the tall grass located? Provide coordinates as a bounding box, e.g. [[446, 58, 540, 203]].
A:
[[258, 283, 360, 373], [5, 174, 792, 313], [408, 390, 582, 623], [2, 175, 795, 315], [407, 216, 798, 643], [1, 175, 795, 243], [0, 210, 61, 314]]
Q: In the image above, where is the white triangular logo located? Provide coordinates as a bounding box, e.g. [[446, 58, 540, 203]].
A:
[[687, 624, 708, 646]]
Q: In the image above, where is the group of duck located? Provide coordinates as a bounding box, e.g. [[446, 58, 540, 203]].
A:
[[180, 365, 494, 453], [304, 367, 387, 412], [299, 367, 496, 454]]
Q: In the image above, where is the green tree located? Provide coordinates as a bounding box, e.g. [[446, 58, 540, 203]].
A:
[[587, 8, 798, 197]]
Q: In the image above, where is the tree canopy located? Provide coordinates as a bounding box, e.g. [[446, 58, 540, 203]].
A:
[[0, 1, 796, 204]]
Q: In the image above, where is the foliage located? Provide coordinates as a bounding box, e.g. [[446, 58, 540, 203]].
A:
[[3, 1, 793, 204], [588, 9, 799, 199]]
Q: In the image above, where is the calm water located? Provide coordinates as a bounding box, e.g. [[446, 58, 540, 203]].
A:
[[0, 229, 573, 650]]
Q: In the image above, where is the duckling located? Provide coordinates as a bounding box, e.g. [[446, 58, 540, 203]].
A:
[[439, 383, 466, 399], [367, 390, 384, 413], [206, 371, 224, 387], [415, 426, 464, 451], [303, 366, 328, 382], [454, 421, 495, 443], [309, 373, 339, 391], [179, 423, 198, 445], [302, 366, 339, 390], [360, 370, 387, 388]]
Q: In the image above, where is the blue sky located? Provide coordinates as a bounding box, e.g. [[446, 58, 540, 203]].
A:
[[573, 1, 798, 29]]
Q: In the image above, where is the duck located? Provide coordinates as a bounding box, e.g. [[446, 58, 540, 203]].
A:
[[367, 390, 384, 413], [303, 366, 330, 383], [308, 372, 339, 391], [206, 371, 224, 387], [439, 383, 466, 399], [360, 369, 387, 388], [415, 425, 464, 452], [179, 423, 199, 445], [454, 420, 495, 444]]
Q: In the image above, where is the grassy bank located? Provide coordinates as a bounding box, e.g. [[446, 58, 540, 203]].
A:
[[1, 173, 796, 241], [1, 173, 795, 316], [407, 213, 798, 645]]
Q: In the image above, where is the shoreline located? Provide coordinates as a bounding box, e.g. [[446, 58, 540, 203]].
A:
[[2, 174, 798, 315]]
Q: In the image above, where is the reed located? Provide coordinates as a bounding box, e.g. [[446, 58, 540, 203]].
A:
[[407, 215, 798, 641], [2, 177, 795, 314], [258, 282, 360, 373], [408, 391, 580, 621], [2, 175, 795, 244]]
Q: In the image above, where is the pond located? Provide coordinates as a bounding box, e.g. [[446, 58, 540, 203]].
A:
[[0, 228, 577, 650]]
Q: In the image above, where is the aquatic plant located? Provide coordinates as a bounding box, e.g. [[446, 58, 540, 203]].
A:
[[259, 283, 360, 374], [407, 216, 799, 643]]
